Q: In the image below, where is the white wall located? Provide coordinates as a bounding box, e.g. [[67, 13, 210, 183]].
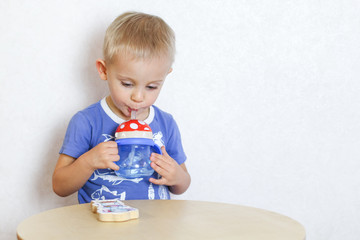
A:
[[1, 0, 359, 239]]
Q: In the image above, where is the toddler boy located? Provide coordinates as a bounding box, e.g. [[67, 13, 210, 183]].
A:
[[52, 12, 190, 203]]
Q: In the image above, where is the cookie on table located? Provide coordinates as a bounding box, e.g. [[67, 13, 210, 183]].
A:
[[91, 199, 139, 222]]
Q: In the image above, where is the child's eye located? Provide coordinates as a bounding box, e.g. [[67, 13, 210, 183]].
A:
[[147, 85, 158, 90], [121, 81, 133, 87]]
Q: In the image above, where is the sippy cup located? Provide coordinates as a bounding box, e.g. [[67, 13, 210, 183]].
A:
[[114, 119, 161, 178]]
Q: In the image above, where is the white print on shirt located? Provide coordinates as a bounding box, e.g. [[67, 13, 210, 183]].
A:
[[153, 131, 164, 147], [158, 185, 169, 199], [92, 170, 143, 185], [91, 185, 126, 201], [148, 183, 155, 199], [102, 134, 115, 142]]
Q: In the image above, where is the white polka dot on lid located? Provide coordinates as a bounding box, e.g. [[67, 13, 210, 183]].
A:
[[144, 127, 150, 131], [120, 124, 125, 129], [130, 123, 139, 129], [138, 121, 146, 125]]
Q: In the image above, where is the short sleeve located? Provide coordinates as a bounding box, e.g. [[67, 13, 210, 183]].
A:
[[165, 117, 187, 165], [59, 112, 92, 159]]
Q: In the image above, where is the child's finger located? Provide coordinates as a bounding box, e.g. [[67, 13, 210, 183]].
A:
[[150, 153, 172, 169], [108, 161, 120, 171], [108, 148, 119, 155], [150, 153, 174, 168], [151, 162, 169, 176], [160, 146, 170, 157], [149, 177, 167, 186], [112, 154, 120, 162], [105, 141, 118, 148]]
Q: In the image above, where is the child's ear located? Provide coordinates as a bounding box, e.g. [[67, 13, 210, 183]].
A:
[[96, 59, 108, 80]]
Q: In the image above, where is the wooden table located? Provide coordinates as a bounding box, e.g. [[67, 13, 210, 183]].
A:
[[17, 200, 306, 240]]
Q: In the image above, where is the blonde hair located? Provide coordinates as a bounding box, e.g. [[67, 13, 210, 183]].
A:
[[103, 12, 175, 63]]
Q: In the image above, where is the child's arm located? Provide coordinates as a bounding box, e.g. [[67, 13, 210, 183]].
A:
[[149, 146, 191, 195], [52, 141, 120, 197]]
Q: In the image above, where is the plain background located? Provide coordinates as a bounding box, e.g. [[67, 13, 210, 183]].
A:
[[1, 0, 359, 239]]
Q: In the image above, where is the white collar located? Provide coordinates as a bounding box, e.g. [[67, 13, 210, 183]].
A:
[[100, 97, 154, 124]]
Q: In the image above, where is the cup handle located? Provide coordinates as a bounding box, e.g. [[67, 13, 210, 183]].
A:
[[152, 144, 162, 155]]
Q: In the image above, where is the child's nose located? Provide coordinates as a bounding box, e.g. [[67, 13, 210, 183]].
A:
[[131, 89, 144, 103]]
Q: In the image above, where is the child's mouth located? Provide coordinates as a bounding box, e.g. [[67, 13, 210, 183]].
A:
[[128, 107, 138, 112]]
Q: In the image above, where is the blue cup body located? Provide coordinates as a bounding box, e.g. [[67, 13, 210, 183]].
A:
[[115, 138, 161, 178]]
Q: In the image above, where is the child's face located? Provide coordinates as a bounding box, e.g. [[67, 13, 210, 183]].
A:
[[97, 54, 172, 120]]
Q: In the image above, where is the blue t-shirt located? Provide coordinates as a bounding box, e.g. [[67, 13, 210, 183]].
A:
[[59, 98, 186, 203]]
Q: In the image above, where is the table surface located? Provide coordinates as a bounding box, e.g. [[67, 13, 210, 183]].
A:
[[17, 200, 306, 240]]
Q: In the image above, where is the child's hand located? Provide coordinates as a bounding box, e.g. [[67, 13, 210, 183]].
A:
[[149, 146, 190, 194], [81, 141, 120, 171]]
